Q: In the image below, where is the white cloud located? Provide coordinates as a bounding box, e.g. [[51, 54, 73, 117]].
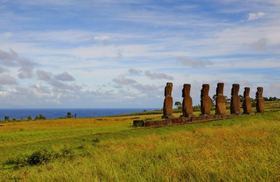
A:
[[144, 71, 174, 80], [250, 38, 269, 51], [248, 12, 265, 21], [0, 0, 280, 107], [37, 70, 52, 81], [113, 76, 137, 85], [128, 68, 142, 75], [55, 72, 75, 82], [0, 49, 37, 80], [0, 66, 8, 73], [177, 57, 213, 68], [0, 74, 17, 85]]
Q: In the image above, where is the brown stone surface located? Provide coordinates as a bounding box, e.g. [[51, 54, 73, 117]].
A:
[[243, 87, 252, 114], [182, 84, 193, 117], [200, 84, 212, 115], [215, 83, 226, 115], [140, 115, 232, 127], [163, 82, 173, 118], [230, 84, 241, 115], [133, 120, 145, 127], [256, 87, 265, 113], [165, 82, 172, 96]]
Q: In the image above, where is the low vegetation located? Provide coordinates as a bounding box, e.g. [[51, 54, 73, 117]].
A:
[[5, 147, 74, 168], [0, 101, 279, 181]]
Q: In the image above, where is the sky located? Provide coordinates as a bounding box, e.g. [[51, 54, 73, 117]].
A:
[[0, 0, 279, 108]]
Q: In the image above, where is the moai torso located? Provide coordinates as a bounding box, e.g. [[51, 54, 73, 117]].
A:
[[182, 84, 193, 117], [163, 82, 173, 118], [243, 87, 252, 114], [256, 87, 265, 113], [215, 83, 226, 115], [230, 84, 240, 115], [200, 84, 212, 115]]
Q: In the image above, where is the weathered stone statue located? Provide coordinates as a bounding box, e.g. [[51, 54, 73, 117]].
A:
[[182, 84, 193, 117], [215, 83, 226, 115], [256, 87, 265, 113], [243, 87, 252, 114], [163, 82, 173, 118], [200, 84, 212, 115], [230, 84, 241, 115]]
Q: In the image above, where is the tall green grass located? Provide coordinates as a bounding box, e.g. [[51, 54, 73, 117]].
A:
[[0, 102, 280, 181]]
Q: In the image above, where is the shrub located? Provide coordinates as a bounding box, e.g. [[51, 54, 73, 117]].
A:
[[193, 105, 200, 112], [252, 101, 256, 107], [4, 116, 9, 121], [92, 138, 100, 145], [27, 149, 53, 165], [5, 147, 75, 168], [66, 112, 73, 118], [35, 114, 46, 120], [60, 148, 74, 158]]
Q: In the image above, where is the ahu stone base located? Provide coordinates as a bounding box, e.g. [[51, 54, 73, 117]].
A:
[[133, 115, 231, 128]]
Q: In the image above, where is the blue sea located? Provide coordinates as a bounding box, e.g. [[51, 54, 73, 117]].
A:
[[0, 108, 157, 120]]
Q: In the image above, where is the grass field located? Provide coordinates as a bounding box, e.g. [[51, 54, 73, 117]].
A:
[[0, 101, 280, 181]]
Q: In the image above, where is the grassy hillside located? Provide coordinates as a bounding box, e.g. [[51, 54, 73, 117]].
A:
[[0, 101, 280, 181]]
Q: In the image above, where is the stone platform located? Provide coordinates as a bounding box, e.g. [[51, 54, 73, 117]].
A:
[[133, 115, 232, 128]]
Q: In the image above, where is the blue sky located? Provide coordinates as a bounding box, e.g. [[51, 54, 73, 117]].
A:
[[0, 0, 279, 108]]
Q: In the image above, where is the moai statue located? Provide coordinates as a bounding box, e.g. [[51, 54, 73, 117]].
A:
[[200, 84, 212, 115], [230, 84, 241, 115], [243, 87, 252, 114], [256, 87, 265, 113], [215, 83, 226, 115], [162, 82, 173, 118], [182, 84, 193, 117]]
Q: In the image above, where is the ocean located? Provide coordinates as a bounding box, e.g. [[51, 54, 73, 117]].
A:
[[0, 108, 157, 120]]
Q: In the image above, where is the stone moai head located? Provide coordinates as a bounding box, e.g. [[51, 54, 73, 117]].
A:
[[244, 87, 250, 97], [216, 83, 224, 95], [201, 84, 210, 96], [256, 87, 263, 98], [182, 84, 191, 97], [165, 82, 173, 97], [231, 84, 240, 96]]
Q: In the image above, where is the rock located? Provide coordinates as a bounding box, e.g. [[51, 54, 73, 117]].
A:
[[182, 84, 193, 117], [230, 84, 241, 115], [163, 82, 173, 118], [200, 84, 212, 115], [133, 120, 144, 127], [215, 83, 226, 115], [243, 87, 252, 114], [256, 87, 265, 113]]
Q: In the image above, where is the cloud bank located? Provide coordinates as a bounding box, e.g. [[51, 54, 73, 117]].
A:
[[0, 0, 279, 108]]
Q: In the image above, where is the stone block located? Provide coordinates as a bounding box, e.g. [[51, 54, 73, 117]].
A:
[[230, 84, 241, 115], [256, 87, 265, 113], [182, 84, 193, 117], [243, 87, 252, 114], [200, 84, 212, 115], [215, 83, 226, 115], [163, 82, 173, 118]]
